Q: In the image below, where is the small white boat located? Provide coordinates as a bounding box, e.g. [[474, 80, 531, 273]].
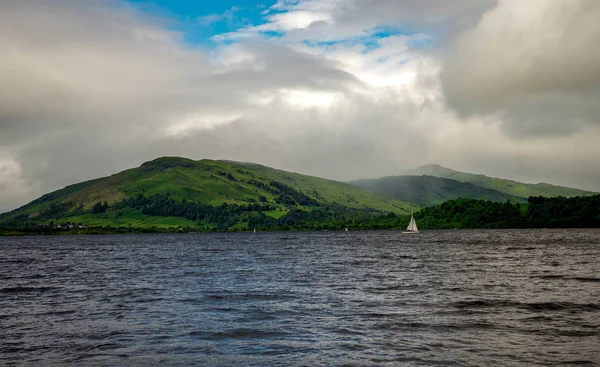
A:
[[344, 227, 348, 232], [403, 212, 419, 234]]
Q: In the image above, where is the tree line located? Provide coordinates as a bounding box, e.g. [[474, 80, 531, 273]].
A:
[[414, 195, 600, 229], [2, 194, 600, 235]]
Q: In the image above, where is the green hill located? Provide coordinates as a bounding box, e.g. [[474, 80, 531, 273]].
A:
[[350, 175, 526, 207], [0, 157, 417, 231], [403, 164, 595, 199]]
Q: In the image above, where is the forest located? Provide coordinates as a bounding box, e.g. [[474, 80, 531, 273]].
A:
[[415, 195, 600, 229]]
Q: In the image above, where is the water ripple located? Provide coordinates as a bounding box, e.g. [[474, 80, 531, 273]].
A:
[[1, 229, 599, 366]]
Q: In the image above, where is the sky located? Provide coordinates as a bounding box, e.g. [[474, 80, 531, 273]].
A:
[[1, 0, 600, 212]]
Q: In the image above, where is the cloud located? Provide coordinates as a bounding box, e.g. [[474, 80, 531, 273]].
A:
[[197, 6, 239, 26], [1, 0, 599, 212], [0, 0, 364, 211], [216, 0, 496, 42], [0, 156, 36, 212], [198, 14, 224, 26], [441, 0, 600, 136]]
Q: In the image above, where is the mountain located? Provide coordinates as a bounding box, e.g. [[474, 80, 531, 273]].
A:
[[0, 157, 417, 231], [403, 164, 596, 199], [350, 175, 526, 207]]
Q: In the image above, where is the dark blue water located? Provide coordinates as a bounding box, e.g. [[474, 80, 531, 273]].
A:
[[1, 229, 599, 366]]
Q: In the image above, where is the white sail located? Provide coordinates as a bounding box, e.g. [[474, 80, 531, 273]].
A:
[[406, 217, 415, 231], [406, 215, 419, 232]]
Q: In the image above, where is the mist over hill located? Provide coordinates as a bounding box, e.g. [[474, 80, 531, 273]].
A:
[[350, 175, 526, 207], [403, 165, 595, 199]]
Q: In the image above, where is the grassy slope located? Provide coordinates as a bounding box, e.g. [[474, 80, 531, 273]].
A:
[[404, 164, 596, 199], [224, 161, 415, 213], [351, 175, 527, 207], [0, 157, 417, 225]]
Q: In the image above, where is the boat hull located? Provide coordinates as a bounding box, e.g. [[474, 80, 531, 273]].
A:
[[403, 231, 419, 234]]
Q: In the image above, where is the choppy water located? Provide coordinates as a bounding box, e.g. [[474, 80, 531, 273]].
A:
[[1, 229, 599, 366]]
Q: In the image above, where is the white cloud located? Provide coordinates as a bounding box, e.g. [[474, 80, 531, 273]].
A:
[[1, 0, 600, 212], [198, 14, 223, 26], [279, 89, 339, 109], [198, 6, 239, 26], [0, 156, 36, 212], [164, 113, 243, 137], [260, 10, 332, 31]]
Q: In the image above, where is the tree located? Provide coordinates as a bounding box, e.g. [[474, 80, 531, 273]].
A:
[[92, 201, 108, 214]]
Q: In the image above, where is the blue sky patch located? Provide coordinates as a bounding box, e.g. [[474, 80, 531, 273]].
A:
[[124, 0, 434, 51], [126, 0, 277, 45]]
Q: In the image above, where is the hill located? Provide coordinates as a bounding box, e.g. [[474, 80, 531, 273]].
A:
[[0, 157, 417, 232], [350, 175, 526, 207], [403, 164, 595, 199]]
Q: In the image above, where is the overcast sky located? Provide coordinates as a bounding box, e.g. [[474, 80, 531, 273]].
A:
[[1, 0, 600, 212]]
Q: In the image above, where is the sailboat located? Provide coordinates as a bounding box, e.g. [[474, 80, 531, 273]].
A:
[[403, 212, 419, 234]]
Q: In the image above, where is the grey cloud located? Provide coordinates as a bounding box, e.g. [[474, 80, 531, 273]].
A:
[[440, 0, 600, 136], [130, 94, 432, 182], [209, 42, 358, 91], [0, 0, 375, 211], [1, 0, 600, 212], [332, 0, 496, 29]]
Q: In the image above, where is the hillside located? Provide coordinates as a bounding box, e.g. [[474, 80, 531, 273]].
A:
[[350, 175, 526, 207], [403, 164, 595, 199], [0, 157, 417, 231]]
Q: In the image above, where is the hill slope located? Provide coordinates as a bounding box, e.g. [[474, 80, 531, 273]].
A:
[[350, 175, 526, 207], [0, 157, 417, 230], [403, 164, 595, 199]]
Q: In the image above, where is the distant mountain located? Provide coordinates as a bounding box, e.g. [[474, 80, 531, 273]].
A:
[[0, 157, 417, 231], [350, 175, 526, 207], [403, 164, 595, 199]]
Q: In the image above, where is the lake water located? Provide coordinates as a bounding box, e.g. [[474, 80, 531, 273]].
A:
[[1, 229, 599, 366]]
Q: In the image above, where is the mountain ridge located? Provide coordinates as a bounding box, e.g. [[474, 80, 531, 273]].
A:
[[0, 157, 418, 230], [1, 158, 598, 233], [350, 175, 527, 207], [403, 164, 595, 198]]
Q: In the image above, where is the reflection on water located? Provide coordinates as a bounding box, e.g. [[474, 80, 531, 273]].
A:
[[1, 229, 599, 366]]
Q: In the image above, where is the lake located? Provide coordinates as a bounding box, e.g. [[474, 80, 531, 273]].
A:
[[1, 229, 599, 366]]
